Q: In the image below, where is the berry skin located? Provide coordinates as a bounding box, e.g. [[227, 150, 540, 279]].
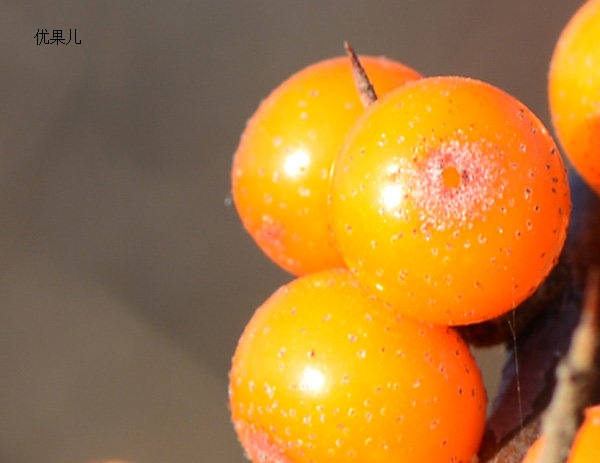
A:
[[330, 76, 571, 326], [229, 268, 487, 463], [521, 405, 600, 463], [231, 56, 421, 275], [549, 0, 600, 196]]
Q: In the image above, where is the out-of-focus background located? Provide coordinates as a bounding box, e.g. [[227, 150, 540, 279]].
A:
[[0, 1, 582, 462]]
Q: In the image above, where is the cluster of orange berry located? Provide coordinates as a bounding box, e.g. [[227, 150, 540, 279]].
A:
[[228, 1, 600, 462]]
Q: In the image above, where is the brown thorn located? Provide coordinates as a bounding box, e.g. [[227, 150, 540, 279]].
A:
[[344, 41, 378, 107], [538, 266, 600, 463]]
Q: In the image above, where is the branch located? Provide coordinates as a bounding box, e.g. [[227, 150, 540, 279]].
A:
[[537, 267, 600, 463], [478, 172, 600, 462], [344, 41, 378, 107]]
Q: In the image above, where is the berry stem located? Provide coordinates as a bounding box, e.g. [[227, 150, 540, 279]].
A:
[[538, 267, 600, 463], [344, 41, 378, 107]]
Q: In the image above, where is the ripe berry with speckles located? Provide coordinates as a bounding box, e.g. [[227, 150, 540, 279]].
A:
[[231, 56, 421, 275], [229, 268, 487, 463], [329, 76, 571, 325], [549, 0, 600, 196]]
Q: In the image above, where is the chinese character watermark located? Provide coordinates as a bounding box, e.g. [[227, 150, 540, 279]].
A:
[[35, 29, 81, 45]]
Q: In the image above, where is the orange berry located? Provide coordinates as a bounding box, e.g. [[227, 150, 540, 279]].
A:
[[229, 268, 487, 463], [549, 0, 600, 196], [232, 56, 421, 275], [330, 76, 571, 325]]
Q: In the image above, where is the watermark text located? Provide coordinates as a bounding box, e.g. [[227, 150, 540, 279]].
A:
[[35, 29, 81, 45]]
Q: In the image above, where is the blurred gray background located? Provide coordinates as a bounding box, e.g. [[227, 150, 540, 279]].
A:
[[0, 1, 582, 462]]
